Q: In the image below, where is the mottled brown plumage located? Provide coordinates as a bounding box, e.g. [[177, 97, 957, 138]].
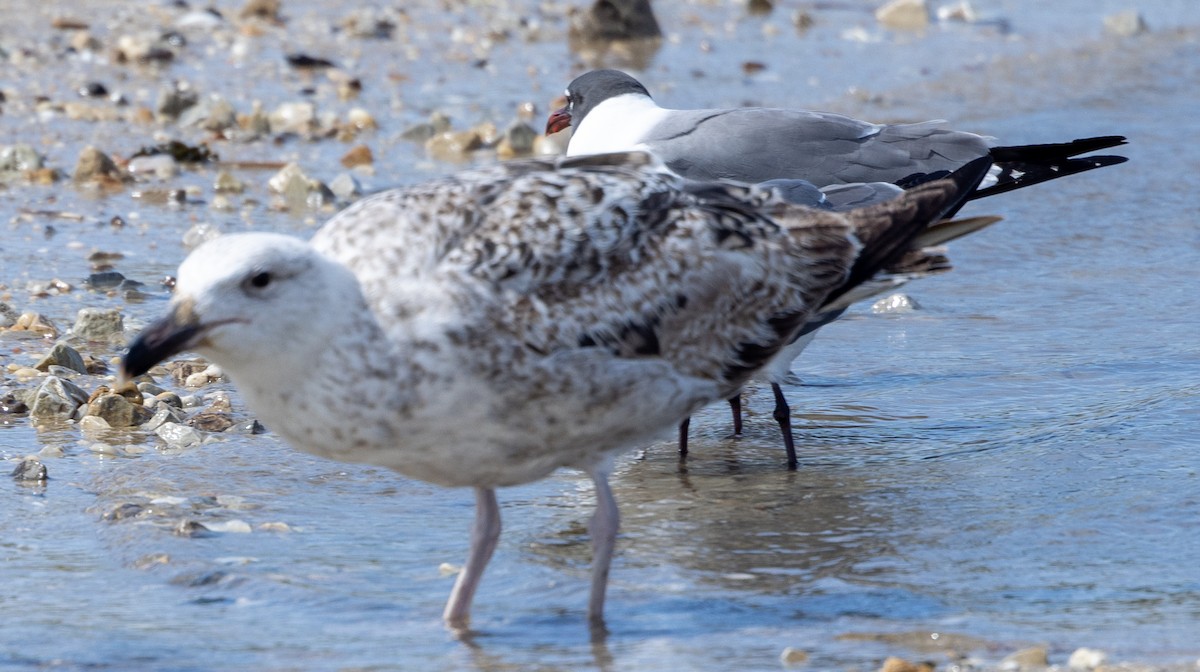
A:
[[121, 151, 976, 629]]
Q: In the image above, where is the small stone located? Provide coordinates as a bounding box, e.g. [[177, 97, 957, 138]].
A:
[[13, 312, 60, 337], [258, 521, 291, 532], [747, 0, 773, 16], [1104, 11, 1148, 37], [213, 170, 245, 193], [268, 163, 308, 193], [127, 154, 179, 179], [1067, 648, 1107, 670], [0, 301, 20, 328], [12, 368, 41, 382], [73, 146, 130, 184], [780, 647, 808, 665], [88, 393, 153, 427], [28, 376, 90, 421], [792, 9, 815, 30], [329, 173, 362, 200], [1001, 645, 1048, 669], [203, 519, 252, 533], [83, 271, 127, 290], [34, 342, 88, 374], [872, 293, 921, 314], [155, 392, 184, 409], [569, 0, 661, 42], [79, 415, 112, 432], [0, 392, 30, 416], [0, 144, 45, 173], [225, 419, 266, 434], [185, 371, 212, 388], [268, 101, 316, 135], [114, 33, 176, 64], [936, 1, 976, 22], [401, 111, 452, 142], [240, 0, 280, 21], [183, 223, 222, 249], [201, 96, 238, 132], [425, 130, 485, 162], [145, 403, 188, 431], [156, 85, 199, 120], [155, 421, 204, 448], [72, 307, 125, 343], [345, 110, 376, 134], [496, 121, 538, 159], [174, 519, 214, 537], [88, 442, 121, 456], [11, 457, 48, 482], [875, 0, 929, 31], [878, 657, 934, 672], [188, 411, 235, 432], [104, 502, 145, 520], [340, 144, 374, 168]]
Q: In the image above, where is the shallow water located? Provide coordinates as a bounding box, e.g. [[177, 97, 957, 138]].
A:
[[2, 1, 1198, 670]]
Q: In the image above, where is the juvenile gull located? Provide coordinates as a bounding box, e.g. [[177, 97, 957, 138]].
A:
[[121, 151, 984, 628], [547, 69, 1128, 464]]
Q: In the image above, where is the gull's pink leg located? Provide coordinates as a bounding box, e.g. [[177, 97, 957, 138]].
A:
[[443, 486, 501, 628]]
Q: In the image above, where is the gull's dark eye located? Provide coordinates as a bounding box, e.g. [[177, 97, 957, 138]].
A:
[[247, 271, 272, 290]]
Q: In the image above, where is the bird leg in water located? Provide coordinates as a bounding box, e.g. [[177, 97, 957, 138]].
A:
[[771, 383, 798, 470], [444, 487, 502, 629], [677, 416, 690, 458], [728, 394, 743, 436], [587, 467, 619, 628]]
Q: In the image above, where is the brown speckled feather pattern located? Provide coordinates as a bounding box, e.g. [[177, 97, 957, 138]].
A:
[[312, 152, 884, 399]]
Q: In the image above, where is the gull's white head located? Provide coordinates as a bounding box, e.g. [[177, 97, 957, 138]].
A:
[[121, 232, 361, 381]]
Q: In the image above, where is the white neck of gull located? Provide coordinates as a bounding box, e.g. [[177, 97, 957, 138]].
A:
[[566, 93, 671, 157]]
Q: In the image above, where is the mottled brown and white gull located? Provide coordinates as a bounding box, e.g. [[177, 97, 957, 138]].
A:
[[121, 151, 986, 629], [547, 69, 1128, 466]]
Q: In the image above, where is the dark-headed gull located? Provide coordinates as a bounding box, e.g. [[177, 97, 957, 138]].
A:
[[546, 69, 1127, 197], [547, 69, 1127, 466], [121, 151, 985, 629]]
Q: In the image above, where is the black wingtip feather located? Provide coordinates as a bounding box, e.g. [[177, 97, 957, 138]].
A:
[[833, 156, 991, 302], [970, 154, 1128, 200], [988, 135, 1127, 163]]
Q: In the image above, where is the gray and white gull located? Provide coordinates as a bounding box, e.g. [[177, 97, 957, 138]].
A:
[[121, 151, 989, 629], [547, 69, 1129, 467]]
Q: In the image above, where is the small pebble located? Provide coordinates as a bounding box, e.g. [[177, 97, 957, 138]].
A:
[[340, 144, 374, 168], [80, 415, 112, 432], [10, 457, 48, 482], [875, 0, 930, 31], [103, 502, 145, 520], [1001, 645, 1048, 669], [203, 519, 252, 534], [1104, 10, 1148, 37], [88, 442, 121, 456], [174, 519, 214, 537], [1067, 647, 1107, 670], [34, 342, 88, 374], [28, 375, 90, 421], [72, 146, 129, 184], [73, 307, 125, 342], [878, 657, 933, 672], [155, 421, 205, 449], [780, 647, 808, 665], [329, 173, 362, 200]]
